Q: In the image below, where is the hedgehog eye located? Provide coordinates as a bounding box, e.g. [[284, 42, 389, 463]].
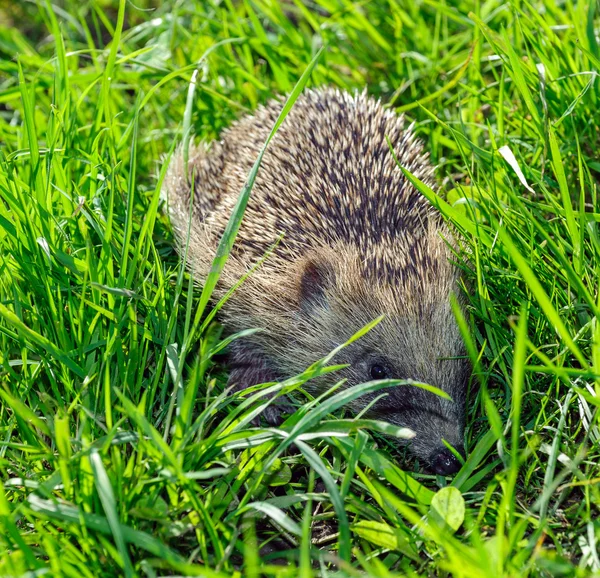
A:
[[370, 364, 389, 380]]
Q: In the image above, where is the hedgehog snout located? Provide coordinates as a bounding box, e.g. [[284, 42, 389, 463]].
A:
[[429, 445, 465, 476], [393, 401, 466, 475]]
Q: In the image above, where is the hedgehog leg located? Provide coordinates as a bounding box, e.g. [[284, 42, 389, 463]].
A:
[[227, 342, 292, 425]]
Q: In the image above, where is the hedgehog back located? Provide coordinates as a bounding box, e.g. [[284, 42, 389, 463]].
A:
[[180, 90, 437, 275]]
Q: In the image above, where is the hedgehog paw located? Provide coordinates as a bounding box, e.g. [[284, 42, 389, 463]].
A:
[[261, 398, 297, 426], [227, 359, 295, 425], [262, 404, 285, 426]]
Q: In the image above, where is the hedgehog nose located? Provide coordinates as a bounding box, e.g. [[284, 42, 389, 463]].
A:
[[430, 447, 463, 476]]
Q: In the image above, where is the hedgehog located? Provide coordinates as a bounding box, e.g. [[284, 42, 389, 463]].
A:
[[163, 88, 470, 475]]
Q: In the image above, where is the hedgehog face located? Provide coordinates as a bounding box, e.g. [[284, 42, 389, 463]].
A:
[[342, 320, 469, 475], [294, 247, 470, 475]]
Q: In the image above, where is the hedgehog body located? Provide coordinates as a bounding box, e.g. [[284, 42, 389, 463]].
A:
[[164, 88, 470, 475]]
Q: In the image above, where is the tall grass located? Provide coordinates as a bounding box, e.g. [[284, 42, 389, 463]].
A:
[[0, 0, 599, 576]]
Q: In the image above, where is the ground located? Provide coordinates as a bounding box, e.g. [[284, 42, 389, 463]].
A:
[[0, 0, 599, 576]]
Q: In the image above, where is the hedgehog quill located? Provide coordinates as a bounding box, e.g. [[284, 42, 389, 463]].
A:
[[164, 88, 470, 475]]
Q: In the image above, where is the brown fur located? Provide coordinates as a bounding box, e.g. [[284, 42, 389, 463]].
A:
[[163, 88, 470, 471]]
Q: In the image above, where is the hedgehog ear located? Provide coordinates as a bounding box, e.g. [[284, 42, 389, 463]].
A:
[[299, 258, 335, 312]]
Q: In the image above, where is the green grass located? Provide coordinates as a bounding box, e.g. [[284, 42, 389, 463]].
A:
[[0, 0, 599, 575]]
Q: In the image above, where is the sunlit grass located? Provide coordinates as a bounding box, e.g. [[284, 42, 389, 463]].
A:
[[0, 0, 599, 576]]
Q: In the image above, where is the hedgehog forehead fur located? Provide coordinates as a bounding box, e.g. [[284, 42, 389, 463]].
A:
[[164, 87, 471, 472]]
